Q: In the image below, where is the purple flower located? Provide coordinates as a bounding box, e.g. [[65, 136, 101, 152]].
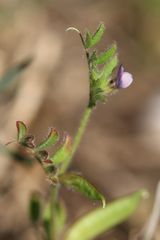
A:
[[116, 64, 133, 89]]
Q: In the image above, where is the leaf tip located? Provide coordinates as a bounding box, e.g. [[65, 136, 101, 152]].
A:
[[16, 121, 27, 141], [49, 127, 59, 139], [36, 127, 59, 151], [64, 133, 72, 151], [16, 120, 27, 130]]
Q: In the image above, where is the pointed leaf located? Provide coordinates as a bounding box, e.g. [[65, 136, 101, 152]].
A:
[[59, 173, 106, 208], [16, 121, 27, 142], [0, 58, 32, 93], [29, 192, 41, 223], [84, 31, 93, 49], [95, 43, 117, 65], [51, 134, 72, 166], [85, 23, 105, 49], [65, 190, 148, 240], [36, 128, 59, 151], [100, 54, 118, 81]]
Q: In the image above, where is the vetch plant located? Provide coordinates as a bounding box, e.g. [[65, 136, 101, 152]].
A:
[[3, 23, 147, 240]]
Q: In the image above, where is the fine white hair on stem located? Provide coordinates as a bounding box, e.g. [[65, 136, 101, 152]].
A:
[[138, 181, 160, 240]]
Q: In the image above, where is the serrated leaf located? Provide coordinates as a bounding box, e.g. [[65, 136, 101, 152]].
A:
[[29, 192, 41, 223], [85, 23, 105, 49], [51, 134, 71, 166], [95, 43, 117, 65], [100, 54, 118, 81], [65, 190, 148, 240], [0, 58, 32, 93], [36, 128, 59, 151], [59, 173, 106, 208], [16, 121, 27, 142]]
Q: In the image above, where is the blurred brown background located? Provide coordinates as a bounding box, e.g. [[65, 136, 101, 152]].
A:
[[0, 0, 160, 239]]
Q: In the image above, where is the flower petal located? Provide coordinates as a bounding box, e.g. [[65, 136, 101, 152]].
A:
[[117, 64, 124, 80], [118, 72, 133, 88]]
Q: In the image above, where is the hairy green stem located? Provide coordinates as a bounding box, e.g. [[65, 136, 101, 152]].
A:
[[72, 107, 92, 157], [60, 28, 93, 173], [61, 107, 92, 173], [50, 185, 59, 240]]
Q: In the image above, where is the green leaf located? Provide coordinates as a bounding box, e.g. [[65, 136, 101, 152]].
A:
[[0, 58, 32, 93], [54, 201, 67, 238], [65, 190, 148, 240], [85, 31, 93, 49], [85, 23, 105, 49], [29, 192, 41, 223], [100, 54, 118, 81], [90, 63, 101, 81], [89, 51, 98, 64], [59, 172, 106, 208], [36, 128, 59, 151], [91, 88, 106, 105], [50, 134, 72, 166], [88, 53, 119, 107], [95, 43, 117, 65], [16, 121, 27, 142], [43, 203, 52, 240]]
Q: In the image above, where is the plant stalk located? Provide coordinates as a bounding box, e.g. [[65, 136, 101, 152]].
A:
[[61, 107, 92, 173], [50, 185, 59, 240]]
